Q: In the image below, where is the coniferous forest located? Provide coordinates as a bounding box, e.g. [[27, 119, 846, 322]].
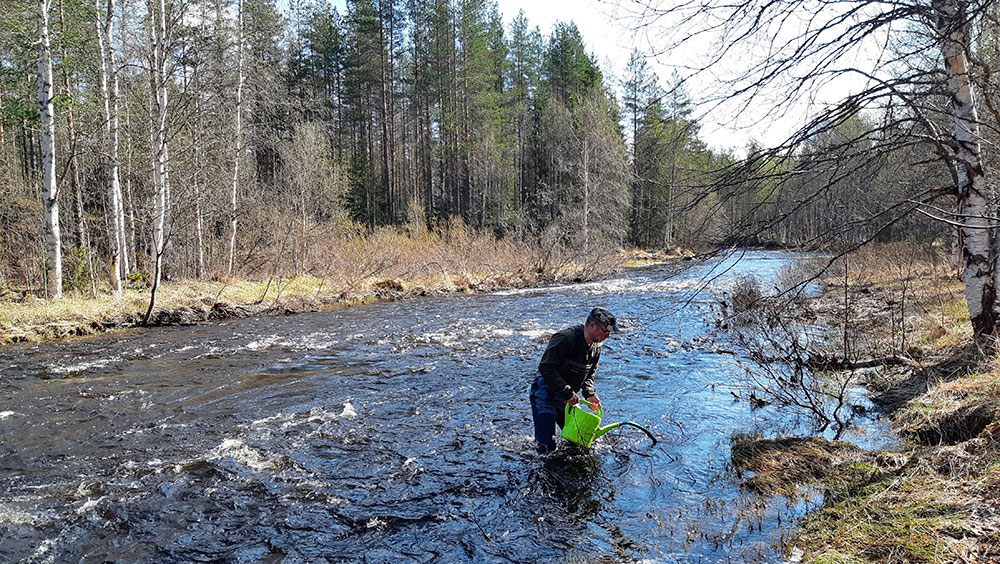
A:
[[0, 0, 964, 302], [2, 0, 699, 296]]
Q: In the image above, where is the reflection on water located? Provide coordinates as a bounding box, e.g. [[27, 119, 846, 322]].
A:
[[0, 250, 892, 563]]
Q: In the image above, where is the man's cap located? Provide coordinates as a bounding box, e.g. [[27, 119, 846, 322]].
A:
[[587, 307, 620, 333]]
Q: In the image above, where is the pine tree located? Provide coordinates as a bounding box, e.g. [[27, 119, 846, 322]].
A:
[[507, 10, 541, 235], [621, 50, 660, 246]]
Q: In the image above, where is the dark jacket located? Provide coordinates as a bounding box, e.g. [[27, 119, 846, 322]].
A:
[[537, 325, 601, 400]]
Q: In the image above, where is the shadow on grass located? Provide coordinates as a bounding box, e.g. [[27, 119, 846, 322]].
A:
[[870, 342, 983, 413]]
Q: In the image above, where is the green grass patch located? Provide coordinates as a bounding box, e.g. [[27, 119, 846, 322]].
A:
[[807, 552, 868, 564], [798, 498, 967, 563]]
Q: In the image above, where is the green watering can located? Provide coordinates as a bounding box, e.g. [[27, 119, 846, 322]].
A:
[[560, 402, 657, 448]]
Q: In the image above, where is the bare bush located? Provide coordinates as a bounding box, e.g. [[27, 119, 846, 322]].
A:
[[720, 274, 862, 438], [721, 243, 961, 438], [728, 274, 766, 320]]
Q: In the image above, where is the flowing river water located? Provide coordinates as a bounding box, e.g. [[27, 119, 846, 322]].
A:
[[0, 251, 893, 563]]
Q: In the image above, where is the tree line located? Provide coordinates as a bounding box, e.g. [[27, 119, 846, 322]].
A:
[[6, 0, 993, 336], [1, 0, 727, 302]]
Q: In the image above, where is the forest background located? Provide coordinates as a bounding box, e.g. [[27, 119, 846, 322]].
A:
[[0, 0, 980, 326]]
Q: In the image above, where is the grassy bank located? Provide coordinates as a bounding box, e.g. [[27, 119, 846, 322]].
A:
[[0, 225, 683, 345], [728, 243, 1000, 562]]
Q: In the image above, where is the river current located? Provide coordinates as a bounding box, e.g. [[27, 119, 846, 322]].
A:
[[0, 251, 891, 563]]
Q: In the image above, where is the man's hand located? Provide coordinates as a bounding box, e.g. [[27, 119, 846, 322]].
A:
[[567, 394, 580, 407], [585, 395, 602, 410]]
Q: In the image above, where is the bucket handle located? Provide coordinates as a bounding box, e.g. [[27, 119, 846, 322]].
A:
[[565, 400, 602, 418]]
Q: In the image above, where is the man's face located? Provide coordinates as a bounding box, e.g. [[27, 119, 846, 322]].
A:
[[586, 321, 610, 343]]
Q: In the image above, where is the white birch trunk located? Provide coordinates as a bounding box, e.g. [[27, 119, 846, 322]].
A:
[[124, 99, 137, 270], [97, 0, 126, 294], [665, 155, 676, 249], [228, 0, 244, 277], [936, 0, 997, 339], [163, 141, 172, 239], [113, 37, 128, 278], [37, 0, 61, 299], [152, 0, 167, 265], [144, 0, 168, 323]]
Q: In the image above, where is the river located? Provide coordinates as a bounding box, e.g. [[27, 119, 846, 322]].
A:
[[0, 250, 892, 563]]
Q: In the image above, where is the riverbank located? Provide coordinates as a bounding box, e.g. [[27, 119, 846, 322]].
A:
[[728, 243, 1000, 562], [0, 234, 685, 345]]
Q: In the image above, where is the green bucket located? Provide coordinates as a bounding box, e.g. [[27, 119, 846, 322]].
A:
[[560, 402, 603, 447]]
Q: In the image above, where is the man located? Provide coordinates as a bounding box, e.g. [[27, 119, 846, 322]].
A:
[[530, 307, 620, 453]]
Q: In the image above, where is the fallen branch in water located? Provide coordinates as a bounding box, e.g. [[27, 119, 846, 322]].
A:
[[747, 351, 908, 371], [805, 354, 908, 371]]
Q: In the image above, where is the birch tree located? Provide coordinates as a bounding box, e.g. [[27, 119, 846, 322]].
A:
[[96, 0, 127, 293], [627, 0, 1000, 340], [227, 0, 244, 277], [144, 0, 169, 323], [37, 0, 61, 299], [186, 36, 205, 279], [935, 0, 994, 337], [3, 1, 659, 290]]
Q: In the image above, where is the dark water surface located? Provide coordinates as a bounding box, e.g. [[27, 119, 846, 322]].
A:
[[0, 251, 891, 563]]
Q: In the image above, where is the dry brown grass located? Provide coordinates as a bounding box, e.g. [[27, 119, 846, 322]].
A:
[[800, 242, 969, 361], [895, 373, 1000, 446], [733, 433, 1000, 563], [0, 224, 636, 345], [792, 434, 1000, 563], [619, 247, 693, 267], [730, 435, 861, 497]]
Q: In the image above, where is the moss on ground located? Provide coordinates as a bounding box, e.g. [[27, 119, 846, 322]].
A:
[[798, 496, 970, 563], [733, 431, 999, 562]]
